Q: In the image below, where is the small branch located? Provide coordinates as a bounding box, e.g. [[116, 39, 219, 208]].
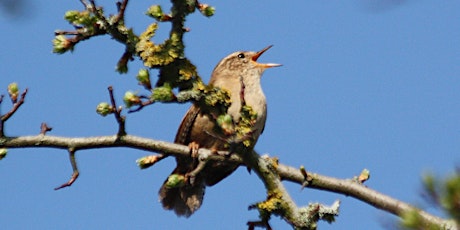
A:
[[0, 89, 28, 137], [127, 99, 154, 113], [107, 86, 126, 136], [247, 220, 272, 230], [79, 0, 88, 8], [115, 0, 129, 23], [88, 0, 98, 13], [40, 123, 53, 135], [1, 89, 28, 122], [136, 154, 167, 169], [54, 148, 80, 190], [54, 30, 80, 36]]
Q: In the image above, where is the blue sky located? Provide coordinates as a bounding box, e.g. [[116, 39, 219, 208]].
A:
[[1, 1, 459, 229]]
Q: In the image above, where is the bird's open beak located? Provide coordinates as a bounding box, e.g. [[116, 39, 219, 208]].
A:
[[252, 45, 282, 68]]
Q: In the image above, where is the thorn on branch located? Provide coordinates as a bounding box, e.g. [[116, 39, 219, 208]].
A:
[[55, 149, 80, 190], [40, 123, 53, 135]]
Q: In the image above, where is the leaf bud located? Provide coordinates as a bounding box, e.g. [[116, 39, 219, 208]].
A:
[[96, 102, 113, 116]]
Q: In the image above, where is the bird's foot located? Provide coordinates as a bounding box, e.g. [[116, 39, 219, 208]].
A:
[[188, 142, 200, 158]]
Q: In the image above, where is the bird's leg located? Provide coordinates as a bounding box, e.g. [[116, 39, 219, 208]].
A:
[[188, 142, 200, 159]]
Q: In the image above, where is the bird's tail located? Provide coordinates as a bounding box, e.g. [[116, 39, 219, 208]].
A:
[[158, 169, 205, 217]]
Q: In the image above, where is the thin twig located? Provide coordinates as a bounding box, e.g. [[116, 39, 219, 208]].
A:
[[107, 86, 126, 136], [54, 30, 80, 36], [1, 89, 28, 122], [54, 148, 80, 190], [40, 123, 53, 135], [127, 99, 154, 113], [137, 154, 167, 169], [247, 220, 272, 230], [79, 0, 88, 8], [0, 89, 28, 137], [115, 0, 129, 23]]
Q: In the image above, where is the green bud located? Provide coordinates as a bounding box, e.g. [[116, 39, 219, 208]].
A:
[[358, 168, 370, 183], [123, 91, 141, 108], [217, 114, 234, 135], [7, 82, 19, 102], [64, 10, 95, 27], [64, 10, 80, 23], [0, 148, 7, 160], [136, 69, 151, 89], [165, 174, 186, 188], [136, 156, 151, 169], [146, 5, 164, 21], [136, 155, 163, 169], [199, 4, 215, 17], [96, 102, 113, 117], [152, 85, 174, 102], [52, 35, 73, 54]]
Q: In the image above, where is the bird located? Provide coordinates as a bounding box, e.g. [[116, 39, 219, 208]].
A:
[[159, 45, 281, 217]]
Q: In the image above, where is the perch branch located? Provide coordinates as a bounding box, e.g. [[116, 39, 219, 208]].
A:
[[0, 134, 455, 229]]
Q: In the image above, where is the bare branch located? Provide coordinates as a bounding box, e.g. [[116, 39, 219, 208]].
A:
[[40, 123, 53, 135], [115, 0, 129, 23], [54, 148, 80, 190], [0, 134, 455, 228], [107, 86, 126, 136], [278, 164, 456, 229]]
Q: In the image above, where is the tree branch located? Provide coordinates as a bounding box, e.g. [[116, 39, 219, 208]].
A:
[[0, 134, 456, 229], [0, 89, 28, 137], [54, 148, 80, 190]]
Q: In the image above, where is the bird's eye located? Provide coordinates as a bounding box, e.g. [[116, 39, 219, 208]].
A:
[[237, 53, 245, 59]]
